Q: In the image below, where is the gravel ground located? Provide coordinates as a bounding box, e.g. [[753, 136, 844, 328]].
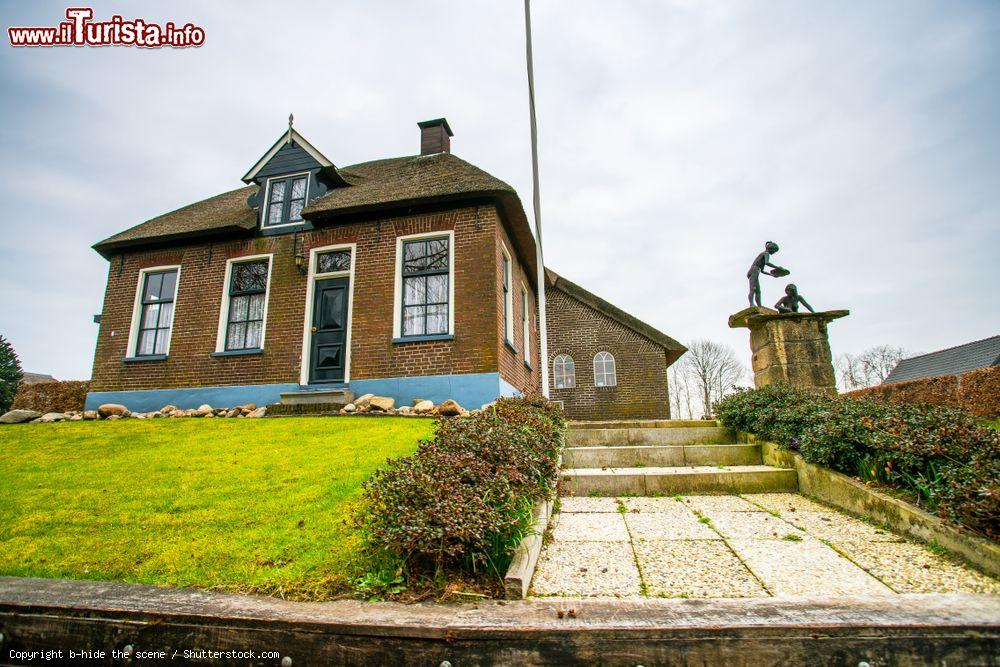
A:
[[530, 492, 999, 599]]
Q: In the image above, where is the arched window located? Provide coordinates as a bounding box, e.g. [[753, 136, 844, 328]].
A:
[[594, 351, 617, 387], [552, 354, 575, 389]]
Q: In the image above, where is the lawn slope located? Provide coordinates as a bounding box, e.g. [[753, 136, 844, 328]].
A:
[[0, 417, 433, 599]]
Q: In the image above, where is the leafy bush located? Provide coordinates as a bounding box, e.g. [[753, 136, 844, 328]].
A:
[[12, 380, 90, 413], [357, 397, 565, 589], [716, 385, 1000, 540], [0, 335, 23, 414]]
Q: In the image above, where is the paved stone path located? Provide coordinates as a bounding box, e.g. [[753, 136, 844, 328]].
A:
[[531, 493, 999, 598]]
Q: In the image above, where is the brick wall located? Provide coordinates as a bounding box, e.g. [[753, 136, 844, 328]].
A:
[[544, 285, 671, 421], [496, 216, 540, 398], [91, 205, 515, 393]]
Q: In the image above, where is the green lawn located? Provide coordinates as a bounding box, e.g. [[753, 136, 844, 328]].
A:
[[0, 417, 433, 599]]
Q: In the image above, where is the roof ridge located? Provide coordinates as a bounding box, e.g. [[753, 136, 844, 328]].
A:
[[897, 334, 1000, 363]]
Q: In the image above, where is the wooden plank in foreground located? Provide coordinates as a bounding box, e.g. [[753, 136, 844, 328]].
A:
[[1, 577, 998, 665]]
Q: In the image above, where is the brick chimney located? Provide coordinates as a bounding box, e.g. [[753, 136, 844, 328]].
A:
[[418, 118, 453, 155]]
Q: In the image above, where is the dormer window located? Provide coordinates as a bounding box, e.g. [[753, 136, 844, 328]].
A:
[[264, 173, 309, 227]]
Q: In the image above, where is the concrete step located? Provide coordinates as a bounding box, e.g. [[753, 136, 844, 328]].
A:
[[562, 444, 762, 468], [560, 465, 798, 497], [567, 425, 736, 447], [570, 419, 722, 429], [279, 388, 355, 407]]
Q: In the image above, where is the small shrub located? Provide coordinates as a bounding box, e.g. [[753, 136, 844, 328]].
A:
[[0, 335, 23, 414], [716, 385, 1000, 540], [356, 397, 565, 589], [12, 380, 90, 413]]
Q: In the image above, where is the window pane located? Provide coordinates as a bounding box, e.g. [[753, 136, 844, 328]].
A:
[[244, 321, 263, 349], [403, 305, 426, 336], [229, 295, 249, 323], [226, 322, 246, 350], [426, 304, 447, 335], [403, 276, 426, 306], [268, 203, 284, 225], [289, 200, 303, 222], [502, 255, 510, 289], [269, 180, 286, 203], [158, 302, 174, 329], [142, 303, 160, 329], [159, 271, 177, 301], [425, 273, 447, 304], [138, 329, 156, 356], [154, 328, 170, 355], [143, 272, 163, 301], [247, 293, 265, 321], [232, 260, 268, 292], [291, 177, 307, 199], [317, 250, 351, 274], [403, 238, 448, 273]]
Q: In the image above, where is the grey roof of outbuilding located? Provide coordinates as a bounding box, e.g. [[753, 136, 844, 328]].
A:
[[883, 334, 1000, 384], [544, 268, 687, 366], [93, 152, 537, 277]]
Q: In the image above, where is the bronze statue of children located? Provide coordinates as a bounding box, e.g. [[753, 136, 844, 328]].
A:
[[775, 283, 814, 313], [746, 241, 787, 307]]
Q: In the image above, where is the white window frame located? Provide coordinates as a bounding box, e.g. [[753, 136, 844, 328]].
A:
[[261, 171, 311, 229], [594, 351, 618, 387], [300, 243, 356, 385], [553, 354, 575, 390], [501, 242, 514, 345], [521, 283, 530, 365], [214, 254, 274, 353], [392, 230, 456, 339], [126, 264, 181, 358]]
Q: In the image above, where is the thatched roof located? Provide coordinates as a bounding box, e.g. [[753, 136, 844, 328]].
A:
[[92, 153, 537, 279]]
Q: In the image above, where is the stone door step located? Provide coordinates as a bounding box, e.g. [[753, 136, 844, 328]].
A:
[[567, 426, 735, 447], [562, 444, 761, 469], [560, 465, 798, 497], [570, 419, 722, 429], [278, 388, 355, 407]]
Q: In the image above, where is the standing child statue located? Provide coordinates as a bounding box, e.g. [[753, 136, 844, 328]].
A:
[[774, 283, 814, 313], [746, 241, 788, 307]]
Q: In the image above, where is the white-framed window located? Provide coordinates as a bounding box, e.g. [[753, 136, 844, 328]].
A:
[[553, 354, 575, 389], [127, 265, 180, 358], [215, 254, 273, 352], [263, 172, 309, 227], [521, 284, 530, 365], [501, 243, 514, 345], [594, 351, 617, 387], [392, 231, 455, 339]]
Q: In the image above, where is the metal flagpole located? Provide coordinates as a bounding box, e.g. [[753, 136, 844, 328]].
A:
[[524, 0, 550, 399]]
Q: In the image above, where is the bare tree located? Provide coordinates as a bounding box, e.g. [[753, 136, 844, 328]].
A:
[[836, 345, 908, 390], [668, 357, 696, 420], [683, 340, 746, 417]]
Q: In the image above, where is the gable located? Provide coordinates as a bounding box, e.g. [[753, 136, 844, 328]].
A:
[[253, 141, 325, 180]]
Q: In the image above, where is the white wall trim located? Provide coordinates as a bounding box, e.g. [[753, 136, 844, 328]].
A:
[[520, 281, 530, 365], [392, 230, 456, 339], [500, 241, 514, 344], [214, 254, 274, 353], [300, 243, 356, 386], [261, 171, 312, 229], [126, 265, 182, 358]]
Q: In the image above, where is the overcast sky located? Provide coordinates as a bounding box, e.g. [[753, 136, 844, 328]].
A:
[[1, 0, 998, 381]]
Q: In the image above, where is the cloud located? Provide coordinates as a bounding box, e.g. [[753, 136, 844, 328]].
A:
[[0, 0, 997, 380]]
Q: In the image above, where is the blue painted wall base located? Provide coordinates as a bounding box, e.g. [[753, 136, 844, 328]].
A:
[[84, 373, 523, 413]]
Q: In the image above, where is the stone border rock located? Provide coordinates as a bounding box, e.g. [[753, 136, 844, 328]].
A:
[[503, 498, 553, 600], [741, 433, 1000, 578]]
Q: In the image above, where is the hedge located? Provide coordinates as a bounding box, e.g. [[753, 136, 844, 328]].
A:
[[716, 385, 999, 541], [356, 397, 565, 592], [844, 365, 1000, 419], [11, 380, 91, 414]]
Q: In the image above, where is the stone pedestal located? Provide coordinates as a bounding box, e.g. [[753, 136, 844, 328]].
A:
[[728, 307, 849, 395]]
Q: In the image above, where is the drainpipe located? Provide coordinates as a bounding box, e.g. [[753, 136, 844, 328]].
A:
[[524, 0, 549, 399]]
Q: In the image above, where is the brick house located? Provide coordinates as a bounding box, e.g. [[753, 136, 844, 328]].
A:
[[545, 270, 685, 420], [85, 118, 684, 416]]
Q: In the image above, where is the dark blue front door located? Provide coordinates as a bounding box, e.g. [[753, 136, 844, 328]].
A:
[[309, 277, 349, 383]]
